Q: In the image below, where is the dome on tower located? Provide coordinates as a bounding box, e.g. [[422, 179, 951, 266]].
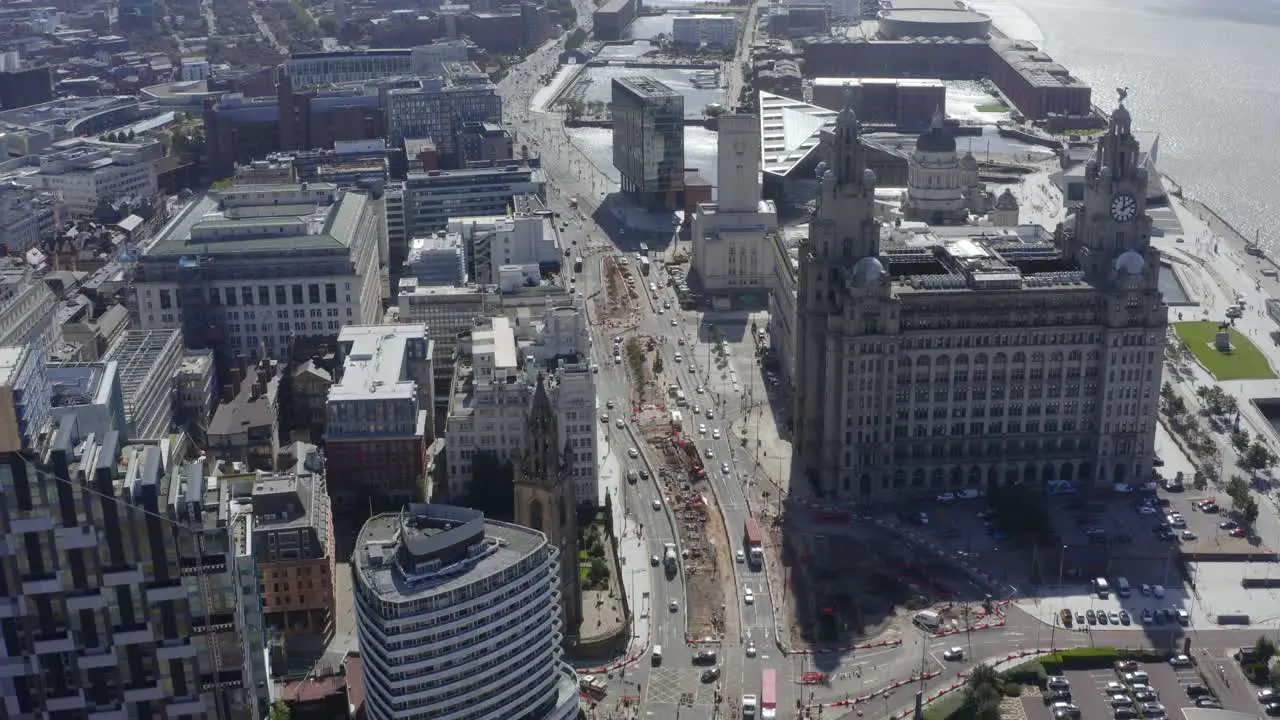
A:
[[851, 256, 887, 286], [995, 188, 1019, 210], [959, 151, 979, 171], [1113, 250, 1145, 276]]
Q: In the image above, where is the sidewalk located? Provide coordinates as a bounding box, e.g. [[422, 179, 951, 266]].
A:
[[597, 425, 651, 661]]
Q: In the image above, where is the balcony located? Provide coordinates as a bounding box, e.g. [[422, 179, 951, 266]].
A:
[[145, 582, 187, 603], [0, 655, 33, 678], [46, 690, 87, 712], [167, 697, 206, 717], [55, 525, 98, 551], [122, 683, 165, 704], [79, 647, 118, 669], [10, 514, 53, 533], [33, 631, 76, 655], [102, 566, 143, 587], [21, 572, 62, 595], [112, 624, 154, 646], [66, 591, 107, 612], [157, 639, 197, 661]]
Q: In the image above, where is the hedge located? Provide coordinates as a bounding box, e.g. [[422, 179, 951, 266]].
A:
[[1040, 647, 1171, 675]]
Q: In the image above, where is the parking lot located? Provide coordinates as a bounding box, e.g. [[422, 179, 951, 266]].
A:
[[1022, 659, 1242, 720]]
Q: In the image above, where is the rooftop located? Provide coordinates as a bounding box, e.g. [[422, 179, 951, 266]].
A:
[[0, 346, 27, 386], [208, 361, 281, 437], [474, 316, 518, 369], [614, 76, 681, 99], [143, 184, 369, 259], [758, 90, 838, 177], [355, 504, 544, 602], [330, 325, 428, 403], [177, 352, 214, 376]]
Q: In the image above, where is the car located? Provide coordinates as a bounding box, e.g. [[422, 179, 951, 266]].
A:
[[1116, 661, 1140, 672], [1109, 610, 1121, 624], [693, 649, 718, 664], [1141, 583, 1152, 596], [616, 417, 625, 428], [736, 549, 746, 563], [1050, 702, 1081, 718], [704, 447, 714, 459], [1169, 654, 1192, 667], [745, 642, 756, 657], [743, 588, 754, 604], [653, 498, 665, 511], [1060, 608, 1073, 626], [1220, 519, 1239, 530], [656, 308, 664, 315], [1119, 610, 1131, 625], [1260, 689, 1279, 702], [706, 408, 715, 419], [1086, 609, 1097, 624], [1047, 676, 1071, 690], [698, 423, 707, 435], [1104, 681, 1127, 694], [1133, 688, 1158, 702], [936, 492, 957, 502], [1152, 584, 1166, 598], [606, 400, 616, 409], [1047, 689, 1073, 703], [942, 647, 965, 661], [650, 554, 660, 566], [1076, 612, 1085, 625], [1265, 703, 1280, 717], [1114, 709, 1138, 720], [1231, 526, 1249, 537], [721, 462, 730, 474], [628, 447, 639, 459], [613, 354, 622, 364], [1140, 703, 1166, 717], [1141, 609, 1154, 624], [1124, 671, 1150, 686], [1177, 609, 1190, 625], [1181, 530, 1197, 541], [669, 600, 679, 612], [1109, 695, 1135, 708], [670, 318, 678, 327], [695, 386, 704, 394], [1195, 697, 1223, 709], [600, 414, 609, 424], [1185, 685, 1212, 698], [700, 666, 721, 683], [1201, 502, 1220, 513]]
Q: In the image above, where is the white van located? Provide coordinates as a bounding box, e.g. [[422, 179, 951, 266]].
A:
[[651, 645, 663, 665], [913, 610, 941, 631], [1094, 577, 1110, 598]]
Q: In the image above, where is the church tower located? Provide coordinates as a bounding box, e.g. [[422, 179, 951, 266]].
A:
[[513, 374, 582, 638], [793, 92, 888, 497]]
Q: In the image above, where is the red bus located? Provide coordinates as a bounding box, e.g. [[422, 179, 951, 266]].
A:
[[744, 518, 763, 565], [761, 669, 777, 718]]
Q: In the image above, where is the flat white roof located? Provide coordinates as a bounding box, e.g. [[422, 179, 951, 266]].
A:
[[473, 317, 518, 369], [330, 325, 426, 402], [0, 346, 25, 386]]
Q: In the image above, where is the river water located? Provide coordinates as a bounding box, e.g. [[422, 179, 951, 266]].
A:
[[968, 0, 1280, 251]]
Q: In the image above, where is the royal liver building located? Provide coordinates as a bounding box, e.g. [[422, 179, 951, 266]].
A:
[[792, 96, 1166, 503]]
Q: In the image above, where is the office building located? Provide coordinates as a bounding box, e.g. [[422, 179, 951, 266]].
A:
[[352, 504, 580, 720], [326, 324, 434, 508], [246, 458, 337, 641], [791, 99, 1165, 502], [103, 328, 183, 440], [0, 419, 249, 717], [692, 114, 778, 292], [0, 65, 54, 110], [30, 143, 158, 216], [384, 77, 502, 165], [406, 233, 467, 286], [671, 14, 739, 49], [46, 360, 128, 440], [283, 44, 471, 89], [387, 164, 544, 270], [611, 77, 684, 206], [449, 210, 559, 285], [0, 261, 61, 353], [0, 342, 52, 452], [135, 183, 384, 361], [0, 182, 57, 253], [173, 350, 217, 433]]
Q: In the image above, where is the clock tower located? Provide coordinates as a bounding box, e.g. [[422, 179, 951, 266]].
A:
[[1071, 92, 1155, 283]]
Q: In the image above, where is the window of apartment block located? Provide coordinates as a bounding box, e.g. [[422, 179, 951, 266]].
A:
[[308, 284, 320, 304], [276, 285, 287, 305], [324, 283, 337, 303], [208, 288, 220, 305], [242, 287, 254, 305], [292, 285, 304, 304]]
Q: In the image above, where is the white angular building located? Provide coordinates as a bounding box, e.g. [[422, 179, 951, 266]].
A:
[[352, 504, 580, 720]]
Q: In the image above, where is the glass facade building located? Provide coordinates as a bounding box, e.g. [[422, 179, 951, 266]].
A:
[[611, 77, 685, 197]]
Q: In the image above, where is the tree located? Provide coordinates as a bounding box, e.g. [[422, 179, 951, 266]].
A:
[[564, 27, 587, 52], [1240, 495, 1260, 528], [268, 701, 293, 720], [1243, 442, 1277, 472], [1162, 392, 1186, 417], [1226, 475, 1251, 508], [652, 355, 664, 375], [962, 663, 1003, 720], [1232, 429, 1252, 452]]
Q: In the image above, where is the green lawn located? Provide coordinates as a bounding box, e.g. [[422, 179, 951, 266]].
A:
[[1173, 321, 1276, 380], [976, 103, 1010, 113]]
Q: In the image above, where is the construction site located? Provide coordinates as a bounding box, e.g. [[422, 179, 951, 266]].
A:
[[778, 518, 978, 648], [637, 411, 731, 639]]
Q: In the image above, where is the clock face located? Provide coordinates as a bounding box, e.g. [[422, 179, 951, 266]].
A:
[[1111, 194, 1138, 223]]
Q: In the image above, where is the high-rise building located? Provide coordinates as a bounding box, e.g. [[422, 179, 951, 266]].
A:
[[0, 342, 51, 452], [792, 97, 1165, 501], [691, 114, 778, 292], [352, 504, 580, 720], [325, 324, 434, 508], [0, 418, 264, 717], [384, 77, 502, 165], [611, 77, 685, 206], [134, 183, 384, 362]]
